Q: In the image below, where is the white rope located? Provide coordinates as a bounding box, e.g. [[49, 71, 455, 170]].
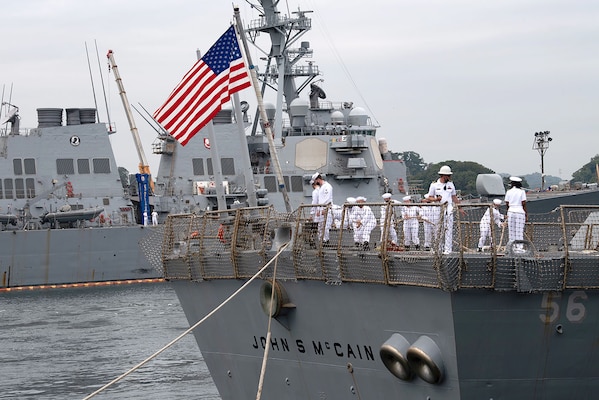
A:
[[82, 241, 290, 400], [255, 243, 283, 400]]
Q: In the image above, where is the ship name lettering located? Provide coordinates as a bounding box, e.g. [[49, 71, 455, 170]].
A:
[[296, 339, 306, 353], [333, 343, 374, 360], [251, 336, 290, 352], [313, 341, 324, 355]]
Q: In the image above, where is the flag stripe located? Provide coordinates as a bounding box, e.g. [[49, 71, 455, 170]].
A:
[[153, 26, 251, 146]]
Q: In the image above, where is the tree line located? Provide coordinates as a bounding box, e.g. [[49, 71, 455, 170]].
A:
[[394, 151, 599, 197]]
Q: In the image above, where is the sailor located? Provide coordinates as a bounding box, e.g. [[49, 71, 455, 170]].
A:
[[151, 210, 158, 226], [420, 194, 440, 251], [351, 196, 376, 250], [426, 165, 461, 254], [341, 197, 356, 229], [312, 172, 333, 244], [310, 177, 320, 222], [504, 176, 527, 251], [401, 195, 420, 250], [143, 211, 148, 226], [380, 193, 399, 248], [477, 199, 504, 251]]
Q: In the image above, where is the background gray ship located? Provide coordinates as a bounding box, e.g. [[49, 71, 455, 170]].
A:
[[146, 1, 599, 399]]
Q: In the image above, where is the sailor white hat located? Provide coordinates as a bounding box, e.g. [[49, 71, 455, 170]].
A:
[[356, 196, 366, 201], [311, 172, 320, 181], [509, 176, 522, 182], [309, 179, 315, 185], [402, 195, 411, 201], [346, 197, 356, 203], [382, 193, 392, 199], [438, 165, 453, 175], [493, 199, 502, 205]]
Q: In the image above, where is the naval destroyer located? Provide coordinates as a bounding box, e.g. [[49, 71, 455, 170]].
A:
[[149, 1, 599, 398]]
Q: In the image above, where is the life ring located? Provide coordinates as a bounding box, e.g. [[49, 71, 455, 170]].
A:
[[407, 336, 445, 384], [380, 333, 413, 381]]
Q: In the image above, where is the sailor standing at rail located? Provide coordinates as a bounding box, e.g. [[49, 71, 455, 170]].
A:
[[312, 172, 333, 244], [504, 176, 527, 251], [401, 195, 420, 250], [477, 199, 504, 251], [421, 194, 440, 251], [351, 196, 376, 250], [341, 197, 357, 229], [427, 165, 461, 254], [380, 193, 399, 247], [310, 177, 320, 221]]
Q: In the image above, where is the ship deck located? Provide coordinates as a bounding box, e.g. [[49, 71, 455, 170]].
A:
[[156, 204, 599, 293]]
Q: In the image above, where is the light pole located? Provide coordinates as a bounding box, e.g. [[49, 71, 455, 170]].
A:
[[533, 131, 552, 191]]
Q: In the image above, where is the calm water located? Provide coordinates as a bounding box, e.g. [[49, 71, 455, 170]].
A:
[[0, 282, 221, 399]]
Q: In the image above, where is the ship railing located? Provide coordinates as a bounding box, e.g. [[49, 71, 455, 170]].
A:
[[159, 203, 599, 292]]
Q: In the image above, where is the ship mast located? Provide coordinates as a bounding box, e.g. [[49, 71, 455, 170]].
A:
[[234, 7, 292, 212]]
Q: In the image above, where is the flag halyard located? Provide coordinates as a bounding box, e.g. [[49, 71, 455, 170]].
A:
[[153, 25, 251, 146]]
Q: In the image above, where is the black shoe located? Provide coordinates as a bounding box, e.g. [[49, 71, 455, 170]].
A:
[[415, 244, 420, 250], [363, 242, 370, 251], [477, 247, 482, 252]]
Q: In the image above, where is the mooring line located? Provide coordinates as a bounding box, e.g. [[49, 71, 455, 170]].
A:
[[82, 242, 290, 400], [255, 242, 284, 400]]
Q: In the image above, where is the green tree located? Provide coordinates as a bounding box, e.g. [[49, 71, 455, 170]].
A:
[[400, 151, 427, 177], [571, 154, 599, 184]]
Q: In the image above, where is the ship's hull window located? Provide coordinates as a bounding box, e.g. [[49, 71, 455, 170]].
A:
[[78, 159, 91, 174], [221, 158, 235, 175], [15, 179, 24, 199], [264, 176, 277, 192], [25, 178, 35, 198], [192, 158, 205, 176], [290, 176, 303, 192], [57, 159, 75, 175], [93, 158, 111, 174], [3, 179, 13, 199], [24, 158, 36, 175], [13, 159, 23, 175]]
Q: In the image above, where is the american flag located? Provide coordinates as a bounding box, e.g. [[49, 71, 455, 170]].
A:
[[153, 26, 251, 146]]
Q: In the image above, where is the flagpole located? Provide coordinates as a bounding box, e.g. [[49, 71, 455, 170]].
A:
[[233, 7, 292, 213]]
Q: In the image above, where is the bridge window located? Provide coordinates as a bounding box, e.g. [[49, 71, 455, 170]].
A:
[[57, 159, 75, 175], [78, 159, 90, 174], [93, 158, 111, 173]]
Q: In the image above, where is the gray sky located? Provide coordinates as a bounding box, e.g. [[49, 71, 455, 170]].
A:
[[3, 0, 598, 181]]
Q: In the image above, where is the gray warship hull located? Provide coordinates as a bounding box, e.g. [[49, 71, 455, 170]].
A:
[[174, 282, 599, 400], [0, 226, 156, 288], [164, 203, 599, 400]]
